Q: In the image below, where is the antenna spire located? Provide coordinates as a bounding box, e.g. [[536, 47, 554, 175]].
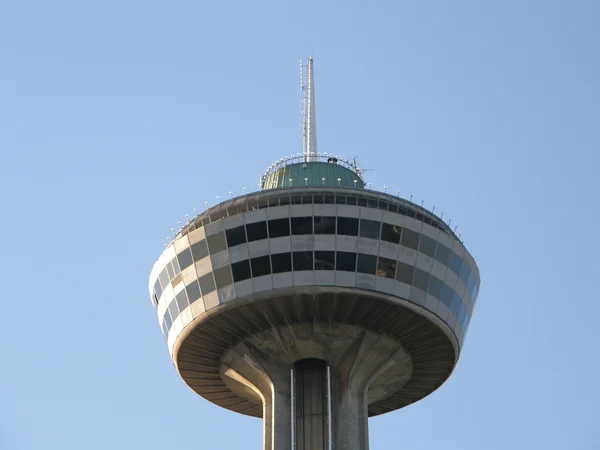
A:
[[301, 57, 317, 161]]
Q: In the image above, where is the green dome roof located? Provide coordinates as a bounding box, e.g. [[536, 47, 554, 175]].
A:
[[261, 160, 365, 190]]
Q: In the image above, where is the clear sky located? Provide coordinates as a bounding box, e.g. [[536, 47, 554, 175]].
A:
[[1, 1, 599, 449]]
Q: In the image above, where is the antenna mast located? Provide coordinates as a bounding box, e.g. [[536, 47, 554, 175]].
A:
[[300, 57, 317, 162]]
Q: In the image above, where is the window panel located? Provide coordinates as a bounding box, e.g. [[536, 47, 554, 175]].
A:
[[337, 217, 359, 236], [315, 251, 335, 270], [163, 310, 172, 331], [271, 253, 292, 273], [268, 218, 290, 238], [175, 290, 188, 313], [186, 280, 201, 304], [449, 251, 462, 275], [336, 251, 357, 272], [357, 253, 377, 275], [177, 248, 194, 271], [158, 268, 169, 289], [206, 231, 227, 254], [251, 255, 271, 277], [168, 300, 179, 322], [434, 243, 450, 266], [198, 273, 216, 295], [226, 226, 247, 247], [231, 260, 252, 282], [357, 197, 367, 207], [171, 257, 181, 275], [154, 279, 163, 300], [450, 293, 462, 315], [419, 235, 437, 258], [335, 195, 346, 205], [459, 263, 470, 285], [381, 223, 401, 244], [293, 251, 313, 271], [191, 240, 209, 261], [346, 196, 357, 206], [413, 267, 430, 291], [401, 228, 420, 250], [246, 221, 268, 242], [314, 216, 336, 234], [214, 266, 233, 288], [166, 261, 175, 279], [395, 261, 414, 284], [428, 275, 443, 299], [377, 257, 396, 279], [359, 219, 381, 240], [441, 284, 453, 307], [291, 217, 313, 235]]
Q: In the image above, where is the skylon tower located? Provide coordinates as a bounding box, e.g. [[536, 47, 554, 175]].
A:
[[148, 57, 480, 450]]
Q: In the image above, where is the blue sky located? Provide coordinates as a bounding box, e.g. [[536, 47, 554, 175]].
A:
[[1, 1, 599, 449]]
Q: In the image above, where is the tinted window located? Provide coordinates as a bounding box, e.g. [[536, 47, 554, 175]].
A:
[[177, 248, 194, 271], [413, 268, 430, 291], [335, 195, 346, 205], [377, 257, 396, 279], [337, 217, 359, 236], [163, 310, 172, 331], [419, 235, 437, 258], [251, 255, 271, 277], [166, 261, 175, 279], [158, 268, 169, 289], [291, 217, 313, 235], [214, 266, 233, 288], [357, 197, 367, 206], [357, 253, 377, 275], [401, 229, 420, 250], [428, 276, 443, 299], [324, 195, 334, 204], [450, 293, 462, 315], [315, 251, 335, 270], [459, 263, 470, 285], [359, 219, 381, 240], [346, 196, 357, 205], [198, 273, 216, 295], [336, 251, 356, 272], [186, 280, 201, 304], [168, 300, 179, 322], [314, 216, 336, 234], [231, 260, 252, 282], [293, 251, 313, 271], [434, 243, 450, 265], [271, 253, 292, 273], [381, 223, 401, 244], [449, 251, 462, 275], [154, 279, 163, 300], [226, 226, 246, 247], [207, 231, 227, 254], [191, 240, 209, 261], [441, 284, 453, 307], [246, 221, 268, 242], [171, 257, 181, 275], [268, 218, 290, 238], [175, 290, 188, 312]]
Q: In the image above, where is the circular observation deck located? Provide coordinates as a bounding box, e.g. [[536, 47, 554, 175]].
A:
[[149, 187, 480, 417]]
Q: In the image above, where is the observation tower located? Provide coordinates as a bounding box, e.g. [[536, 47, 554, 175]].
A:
[[148, 57, 480, 450]]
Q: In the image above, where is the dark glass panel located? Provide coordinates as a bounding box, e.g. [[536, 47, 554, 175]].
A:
[[225, 226, 247, 247], [357, 197, 367, 207], [166, 261, 175, 279], [377, 257, 396, 279], [413, 268, 430, 291], [163, 310, 172, 331], [279, 195, 290, 206], [246, 221, 268, 242], [337, 217, 359, 236], [401, 228, 420, 250], [346, 196, 357, 205], [434, 243, 450, 266], [177, 248, 194, 271], [441, 284, 453, 307], [198, 273, 216, 295], [335, 195, 346, 205], [336, 251, 356, 272], [291, 217, 313, 235], [359, 219, 381, 240], [251, 255, 272, 277], [428, 275, 443, 299], [451, 293, 462, 315], [357, 253, 377, 275], [191, 240, 209, 261], [313, 194, 324, 204], [449, 251, 462, 275], [367, 198, 378, 208], [315, 251, 335, 270], [381, 223, 401, 244], [214, 266, 233, 288], [186, 280, 201, 304], [231, 260, 252, 282], [154, 279, 163, 300], [388, 204, 398, 213], [168, 300, 179, 322], [293, 251, 313, 271], [302, 194, 313, 204], [314, 216, 336, 234], [158, 268, 169, 289], [268, 218, 290, 238], [271, 253, 292, 273], [171, 257, 181, 275], [459, 263, 470, 285], [419, 235, 437, 258], [175, 290, 188, 312], [324, 194, 334, 204], [206, 231, 227, 254]]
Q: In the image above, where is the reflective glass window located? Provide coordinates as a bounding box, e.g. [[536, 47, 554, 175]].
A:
[[419, 235, 437, 258], [158, 268, 169, 289], [279, 195, 290, 206], [214, 266, 233, 288], [251, 255, 271, 277], [186, 280, 201, 304], [315, 251, 335, 270], [359, 219, 381, 240], [395, 261, 414, 284], [314, 216, 336, 234], [268, 218, 290, 238], [458, 303, 467, 324], [337, 217, 359, 236], [467, 272, 476, 296], [154, 279, 163, 300], [459, 263, 470, 285], [293, 251, 313, 271], [302, 194, 313, 204], [428, 275, 443, 299], [291, 195, 302, 204], [449, 251, 462, 275], [377, 257, 396, 279], [388, 204, 398, 213], [380, 223, 401, 244], [335, 195, 346, 205], [163, 310, 172, 331], [346, 196, 357, 205], [171, 257, 181, 275], [413, 268, 430, 291], [450, 293, 462, 315], [207, 231, 227, 254], [357, 253, 377, 275], [168, 300, 179, 322], [177, 248, 194, 271], [324, 194, 334, 204], [191, 240, 209, 261], [357, 197, 367, 207], [175, 290, 188, 313], [401, 228, 420, 250], [226, 226, 247, 247], [441, 284, 453, 307], [313, 194, 324, 204], [336, 251, 356, 272], [231, 260, 251, 282], [379, 201, 389, 211], [367, 198, 378, 208], [246, 221, 268, 242], [166, 261, 175, 279], [271, 252, 292, 273], [198, 273, 216, 295], [291, 217, 313, 235], [434, 243, 450, 266]]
